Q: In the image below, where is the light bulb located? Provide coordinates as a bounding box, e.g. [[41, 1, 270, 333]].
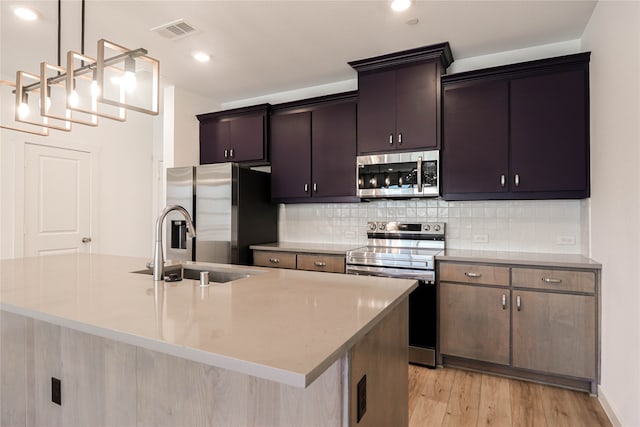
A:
[[122, 71, 136, 93], [90, 80, 100, 97], [69, 90, 80, 107], [18, 102, 30, 119], [390, 0, 411, 12], [39, 96, 52, 111]]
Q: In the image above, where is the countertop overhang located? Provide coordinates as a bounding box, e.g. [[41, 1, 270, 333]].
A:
[[0, 254, 417, 388]]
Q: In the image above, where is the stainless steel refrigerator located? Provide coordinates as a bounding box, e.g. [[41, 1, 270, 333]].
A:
[[165, 163, 278, 265]]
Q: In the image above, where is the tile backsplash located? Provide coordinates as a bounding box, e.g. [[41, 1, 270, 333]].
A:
[[278, 198, 589, 254]]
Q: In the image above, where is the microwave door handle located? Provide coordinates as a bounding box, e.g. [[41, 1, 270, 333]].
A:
[[417, 156, 423, 192]]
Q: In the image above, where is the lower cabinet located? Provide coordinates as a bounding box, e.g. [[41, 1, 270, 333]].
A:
[[440, 283, 510, 365], [439, 261, 599, 393], [254, 250, 346, 274]]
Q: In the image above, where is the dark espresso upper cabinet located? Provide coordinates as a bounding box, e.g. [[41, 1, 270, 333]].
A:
[[349, 43, 453, 154], [197, 104, 270, 165], [442, 53, 591, 200], [270, 93, 358, 203]]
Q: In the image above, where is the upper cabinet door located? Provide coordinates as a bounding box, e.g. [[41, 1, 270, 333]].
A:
[[357, 70, 396, 154], [197, 104, 270, 165], [350, 43, 453, 155], [229, 114, 266, 163], [396, 62, 439, 150], [270, 111, 312, 199], [510, 69, 588, 193], [442, 79, 509, 196], [311, 102, 357, 198], [200, 120, 229, 164]]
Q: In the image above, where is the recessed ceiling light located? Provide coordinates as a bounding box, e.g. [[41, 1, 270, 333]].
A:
[[14, 7, 38, 21], [406, 18, 419, 25], [390, 0, 412, 12], [192, 52, 211, 63]]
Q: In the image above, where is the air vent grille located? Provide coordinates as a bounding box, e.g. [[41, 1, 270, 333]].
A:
[[150, 19, 197, 40]]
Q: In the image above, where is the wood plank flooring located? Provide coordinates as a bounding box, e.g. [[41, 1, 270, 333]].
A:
[[408, 365, 612, 427]]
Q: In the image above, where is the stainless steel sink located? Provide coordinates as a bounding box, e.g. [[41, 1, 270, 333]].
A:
[[132, 263, 264, 284]]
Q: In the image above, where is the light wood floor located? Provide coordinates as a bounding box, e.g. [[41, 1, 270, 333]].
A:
[[408, 365, 612, 427]]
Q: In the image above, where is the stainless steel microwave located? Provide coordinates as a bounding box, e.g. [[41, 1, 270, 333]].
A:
[[357, 151, 439, 199]]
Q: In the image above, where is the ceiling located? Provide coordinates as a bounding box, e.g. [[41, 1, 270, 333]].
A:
[[1, 1, 597, 105]]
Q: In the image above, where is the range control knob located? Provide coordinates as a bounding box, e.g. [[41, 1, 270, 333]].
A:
[[368, 223, 377, 231], [379, 223, 386, 231], [424, 224, 430, 231], [434, 224, 441, 231]]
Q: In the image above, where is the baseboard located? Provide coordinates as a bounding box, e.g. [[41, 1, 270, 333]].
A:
[[598, 385, 623, 427]]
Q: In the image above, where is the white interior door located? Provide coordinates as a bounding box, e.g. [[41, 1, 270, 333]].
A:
[[24, 144, 91, 256]]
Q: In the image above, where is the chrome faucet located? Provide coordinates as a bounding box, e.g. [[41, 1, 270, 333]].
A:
[[153, 205, 196, 282]]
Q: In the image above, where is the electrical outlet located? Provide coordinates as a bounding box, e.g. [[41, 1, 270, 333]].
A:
[[556, 235, 576, 245], [357, 374, 367, 423], [51, 377, 61, 406], [473, 234, 489, 243]]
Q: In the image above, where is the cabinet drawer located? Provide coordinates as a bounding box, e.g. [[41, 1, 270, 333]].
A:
[[439, 263, 509, 287], [297, 254, 345, 273], [253, 251, 297, 269], [512, 268, 595, 293]]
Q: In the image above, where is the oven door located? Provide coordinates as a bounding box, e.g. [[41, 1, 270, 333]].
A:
[[346, 265, 437, 367]]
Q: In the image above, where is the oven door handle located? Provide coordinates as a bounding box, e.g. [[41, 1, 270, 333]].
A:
[[346, 265, 435, 283]]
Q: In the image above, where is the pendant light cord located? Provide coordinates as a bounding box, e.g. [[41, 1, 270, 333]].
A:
[[81, 0, 85, 55], [57, 0, 61, 66]]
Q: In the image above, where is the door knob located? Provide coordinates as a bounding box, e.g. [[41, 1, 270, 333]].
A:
[[82, 237, 92, 243]]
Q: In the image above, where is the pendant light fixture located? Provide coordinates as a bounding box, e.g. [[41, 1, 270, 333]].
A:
[[0, 0, 159, 137]]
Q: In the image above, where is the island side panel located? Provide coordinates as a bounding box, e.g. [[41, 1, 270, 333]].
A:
[[136, 347, 345, 426], [0, 311, 32, 427], [349, 298, 409, 427]]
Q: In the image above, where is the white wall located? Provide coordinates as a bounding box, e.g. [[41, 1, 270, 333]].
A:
[[0, 108, 157, 260], [581, 2, 640, 426]]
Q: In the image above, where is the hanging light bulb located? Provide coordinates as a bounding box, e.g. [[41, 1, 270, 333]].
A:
[[122, 56, 136, 93], [68, 78, 80, 107], [18, 93, 30, 119], [39, 86, 52, 111], [90, 69, 100, 97]]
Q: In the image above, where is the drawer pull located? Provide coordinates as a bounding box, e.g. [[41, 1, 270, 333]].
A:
[[542, 277, 562, 284], [268, 258, 280, 264], [314, 261, 327, 267], [464, 272, 482, 278], [516, 295, 522, 311], [501, 294, 507, 310]]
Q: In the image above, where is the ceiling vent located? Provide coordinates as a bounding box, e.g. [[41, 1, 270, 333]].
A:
[[150, 19, 197, 40]]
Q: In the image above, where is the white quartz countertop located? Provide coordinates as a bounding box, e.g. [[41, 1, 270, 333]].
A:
[[438, 249, 601, 269], [0, 254, 416, 388], [250, 242, 360, 255]]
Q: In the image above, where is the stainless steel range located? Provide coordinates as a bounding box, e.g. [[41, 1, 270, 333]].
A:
[[346, 221, 445, 367]]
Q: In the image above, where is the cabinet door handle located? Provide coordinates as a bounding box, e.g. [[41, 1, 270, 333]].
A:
[[500, 175, 506, 187], [224, 149, 229, 158], [417, 156, 423, 192], [388, 134, 394, 145], [542, 277, 562, 284], [304, 183, 309, 193], [516, 295, 522, 311], [81, 237, 92, 243], [464, 272, 482, 278], [501, 294, 507, 310], [313, 183, 317, 192], [314, 261, 327, 267], [398, 133, 403, 145], [229, 148, 234, 158], [268, 258, 280, 264], [514, 173, 520, 187]]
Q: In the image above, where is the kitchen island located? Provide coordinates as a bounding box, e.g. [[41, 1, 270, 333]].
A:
[[0, 254, 416, 426]]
